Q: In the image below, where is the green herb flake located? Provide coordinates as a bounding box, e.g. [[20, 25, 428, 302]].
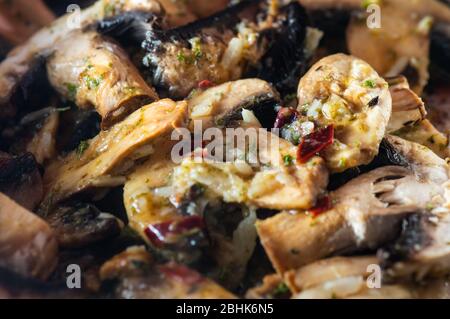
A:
[[65, 83, 78, 100], [283, 154, 294, 166], [363, 79, 376, 88], [83, 74, 103, 90], [273, 282, 290, 296], [76, 140, 90, 158]]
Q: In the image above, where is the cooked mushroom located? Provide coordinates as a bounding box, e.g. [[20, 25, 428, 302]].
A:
[[103, 1, 314, 98], [346, 0, 450, 94], [172, 128, 328, 211], [386, 76, 427, 133], [99, 246, 236, 298], [391, 120, 449, 159], [157, 0, 197, 27], [188, 78, 280, 129], [47, 31, 158, 128], [258, 135, 450, 274], [294, 53, 392, 172], [0, 152, 43, 210], [257, 166, 420, 274], [0, 0, 161, 121], [40, 99, 188, 212], [285, 256, 412, 299], [5, 107, 61, 164], [45, 203, 123, 248], [380, 212, 450, 280], [0, 0, 55, 45], [0, 193, 58, 280]]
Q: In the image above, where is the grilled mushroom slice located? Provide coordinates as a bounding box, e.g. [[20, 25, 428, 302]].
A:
[[285, 256, 412, 299], [292, 54, 391, 173], [103, 1, 314, 99], [346, 0, 450, 94], [99, 246, 235, 299], [380, 212, 450, 280], [188, 78, 280, 129], [47, 31, 158, 128], [40, 99, 188, 212], [0, 193, 58, 280], [0, 152, 43, 210], [157, 0, 197, 27], [0, 0, 161, 121], [45, 203, 123, 248], [257, 166, 420, 274], [386, 76, 427, 133], [258, 135, 450, 274]]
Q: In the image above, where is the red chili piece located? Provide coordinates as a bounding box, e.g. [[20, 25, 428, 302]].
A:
[[309, 195, 332, 217], [198, 80, 215, 89], [297, 125, 334, 163], [144, 216, 205, 247], [274, 107, 299, 129]]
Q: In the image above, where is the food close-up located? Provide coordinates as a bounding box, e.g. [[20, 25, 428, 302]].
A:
[[0, 0, 449, 300]]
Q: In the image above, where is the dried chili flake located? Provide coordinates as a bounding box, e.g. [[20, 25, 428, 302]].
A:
[[274, 107, 299, 129], [144, 216, 205, 247], [198, 80, 215, 89], [309, 195, 332, 217], [297, 125, 334, 163]]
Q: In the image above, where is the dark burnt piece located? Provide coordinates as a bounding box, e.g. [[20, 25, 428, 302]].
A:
[[45, 202, 122, 249], [0, 152, 43, 210], [246, 2, 309, 95]]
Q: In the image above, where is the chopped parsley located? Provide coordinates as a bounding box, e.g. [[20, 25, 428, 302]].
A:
[[65, 83, 78, 100], [272, 282, 290, 296], [76, 140, 89, 158], [283, 154, 294, 166], [83, 74, 103, 90], [363, 79, 376, 88]]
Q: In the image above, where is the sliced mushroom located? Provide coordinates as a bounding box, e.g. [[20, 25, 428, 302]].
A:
[[295, 53, 392, 172], [386, 76, 427, 133], [0, 193, 58, 280], [391, 120, 450, 159], [285, 256, 412, 299], [40, 99, 188, 213], [257, 166, 422, 274], [346, 0, 450, 94], [380, 212, 450, 280], [172, 128, 328, 211], [6, 107, 61, 165], [258, 135, 450, 274], [45, 203, 123, 248], [47, 31, 158, 129], [99, 246, 236, 299], [157, 0, 197, 27], [0, 152, 43, 211], [0, 0, 161, 121], [104, 1, 313, 98], [188, 78, 280, 129]]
